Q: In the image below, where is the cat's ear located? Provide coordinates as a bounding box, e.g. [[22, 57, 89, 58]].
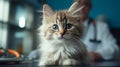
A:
[[43, 4, 54, 18], [68, 2, 85, 15]]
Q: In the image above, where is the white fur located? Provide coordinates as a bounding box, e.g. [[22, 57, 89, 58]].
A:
[[38, 29, 88, 65]]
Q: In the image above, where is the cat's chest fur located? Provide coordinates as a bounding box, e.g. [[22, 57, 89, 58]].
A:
[[40, 39, 80, 61]]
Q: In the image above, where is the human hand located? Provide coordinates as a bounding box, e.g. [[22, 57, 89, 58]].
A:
[[88, 52, 103, 62]]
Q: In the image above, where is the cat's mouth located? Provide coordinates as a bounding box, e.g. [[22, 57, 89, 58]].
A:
[[53, 34, 73, 40], [57, 36, 72, 40]]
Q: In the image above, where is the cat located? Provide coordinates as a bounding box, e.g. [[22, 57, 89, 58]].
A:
[[38, 2, 89, 66]]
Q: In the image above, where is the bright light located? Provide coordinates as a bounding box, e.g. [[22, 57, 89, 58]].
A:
[[19, 17, 25, 28]]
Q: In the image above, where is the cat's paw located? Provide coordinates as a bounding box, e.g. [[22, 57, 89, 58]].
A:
[[62, 59, 80, 65], [39, 59, 55, 66]]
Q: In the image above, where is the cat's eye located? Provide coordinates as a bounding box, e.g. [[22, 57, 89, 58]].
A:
[[66, 23, 72, 29], [52, 24, 59, 30]]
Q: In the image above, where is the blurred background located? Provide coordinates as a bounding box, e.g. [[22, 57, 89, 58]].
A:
[[0, 0, 120, 56]]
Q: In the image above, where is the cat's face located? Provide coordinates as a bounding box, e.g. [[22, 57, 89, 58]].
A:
[[40, 2, 85, 41]]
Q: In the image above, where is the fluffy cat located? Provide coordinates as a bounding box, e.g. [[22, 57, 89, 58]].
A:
[[38, 2, 89, 66]]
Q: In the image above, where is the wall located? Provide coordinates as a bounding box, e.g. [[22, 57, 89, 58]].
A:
[[46, 0, 73, 10], [90, 0, 120, 28], [46, 0, 120, 28]]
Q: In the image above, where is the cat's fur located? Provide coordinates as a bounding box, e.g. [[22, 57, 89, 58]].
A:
[[38, 2, 89, 65]]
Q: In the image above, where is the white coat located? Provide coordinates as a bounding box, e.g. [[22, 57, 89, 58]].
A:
[[81, 18, 119, 60]]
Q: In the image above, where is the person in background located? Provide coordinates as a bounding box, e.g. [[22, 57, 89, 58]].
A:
[[74, 0, 119, 61], [28, 0, 119, 62]]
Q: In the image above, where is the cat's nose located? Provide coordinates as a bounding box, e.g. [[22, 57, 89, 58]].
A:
[[60, 33, 65, 38], [59, 29, 65, 38]]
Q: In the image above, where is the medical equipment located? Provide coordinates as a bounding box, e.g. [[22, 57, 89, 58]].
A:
[[88, 18, 102, 44]]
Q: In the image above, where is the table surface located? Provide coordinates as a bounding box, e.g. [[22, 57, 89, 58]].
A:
[[0, 60, 120, 67]]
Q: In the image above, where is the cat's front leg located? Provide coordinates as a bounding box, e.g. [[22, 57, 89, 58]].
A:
[[62, 59, 80, 65], [38, 52, 56, 66], [39, 57, 55, 66]]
